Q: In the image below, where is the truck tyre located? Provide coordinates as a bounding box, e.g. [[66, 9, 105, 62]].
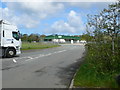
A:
[[6, 48, 15, 58], [2, 49, 5, 58]]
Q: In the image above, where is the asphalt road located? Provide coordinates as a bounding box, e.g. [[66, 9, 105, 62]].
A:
[[2, 44, 85, 88]]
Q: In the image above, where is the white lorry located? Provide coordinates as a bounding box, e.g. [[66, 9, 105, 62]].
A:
[[0, 20, 21, 58]]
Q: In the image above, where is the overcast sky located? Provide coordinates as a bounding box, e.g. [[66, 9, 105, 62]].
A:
[[0, 1, 114, 35]]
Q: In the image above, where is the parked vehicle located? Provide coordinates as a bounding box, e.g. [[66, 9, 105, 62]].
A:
[[0, 20, 21, 58]]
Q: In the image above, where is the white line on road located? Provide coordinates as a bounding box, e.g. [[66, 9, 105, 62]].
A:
[[25, 50, 67, 62], [3, 50, 67, 62], [27, 57, 33, 59], [13, 59, 17, 63]]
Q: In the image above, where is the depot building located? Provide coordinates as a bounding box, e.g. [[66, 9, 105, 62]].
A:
[[44, 35, 80, 43]]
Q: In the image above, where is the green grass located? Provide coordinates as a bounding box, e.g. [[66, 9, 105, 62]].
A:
[[74, 43, 120, 88], [74, 63, 118, 88], [21, 42, 60, 50]]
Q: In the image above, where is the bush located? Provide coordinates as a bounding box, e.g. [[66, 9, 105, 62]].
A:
[[74, 42, 120, 88]]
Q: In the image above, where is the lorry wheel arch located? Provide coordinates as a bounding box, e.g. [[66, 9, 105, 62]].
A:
[[5, 47, 16, 58]]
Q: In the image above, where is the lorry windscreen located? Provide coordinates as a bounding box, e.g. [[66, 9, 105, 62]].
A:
[[12, 31, 20, 40]]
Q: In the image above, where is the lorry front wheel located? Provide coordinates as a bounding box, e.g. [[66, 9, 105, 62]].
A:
[[2, 49, 5, 58], [6, 48, 15, 58]]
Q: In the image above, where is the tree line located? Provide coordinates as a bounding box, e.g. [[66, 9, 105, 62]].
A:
[[82, 1, 120, 86], [21, 34, 83, 42], [21, 34, 46, 42], [75, 1, 120, 87]]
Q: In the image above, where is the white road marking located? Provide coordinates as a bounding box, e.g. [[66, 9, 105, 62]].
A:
[[46, 53, 52, 56], [27, 57, 33, 59], [53, 52, 57, 54], [25, 50, 67, 62], [13, 59, 17, 63], [3, 50, 67, 62], [74, 61, 77, 62]]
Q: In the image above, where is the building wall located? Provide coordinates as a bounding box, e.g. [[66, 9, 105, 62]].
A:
[[52, 39, 66, 43]]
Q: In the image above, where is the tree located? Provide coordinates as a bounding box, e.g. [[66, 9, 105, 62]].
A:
[[81, 34, 93, 42], [28, 34, 40, 42], [40, 35, 46, 42], [21, 34, 28, 41], [87, 1, 120, 54], [100, 1, 120, 53]]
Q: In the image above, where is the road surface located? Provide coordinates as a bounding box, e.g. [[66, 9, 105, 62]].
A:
[[2, 44, 85, 88]]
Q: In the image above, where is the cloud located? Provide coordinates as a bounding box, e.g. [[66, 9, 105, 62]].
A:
[[68, 10, 83, 28], [68, 2, 111, 10], [51, 20, 76, 33], [68, 2, 93, 8], [1, 2, 111, 35], [1, 7, 38, 28], [7, 2, 64, 19], [2, 2, 64, 28], [47, 10, 85, 34], [0, 8, 2, 20]]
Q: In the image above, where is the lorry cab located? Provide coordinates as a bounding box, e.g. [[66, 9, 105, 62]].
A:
[[0, 20, 21, 58]]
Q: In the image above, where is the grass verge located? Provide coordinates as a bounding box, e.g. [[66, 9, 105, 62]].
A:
[[21, 42, 60, 50], [74, 43, 120, 88]]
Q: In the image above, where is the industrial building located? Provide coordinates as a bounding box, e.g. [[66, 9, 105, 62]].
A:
[[44, 35, 80, 44]]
